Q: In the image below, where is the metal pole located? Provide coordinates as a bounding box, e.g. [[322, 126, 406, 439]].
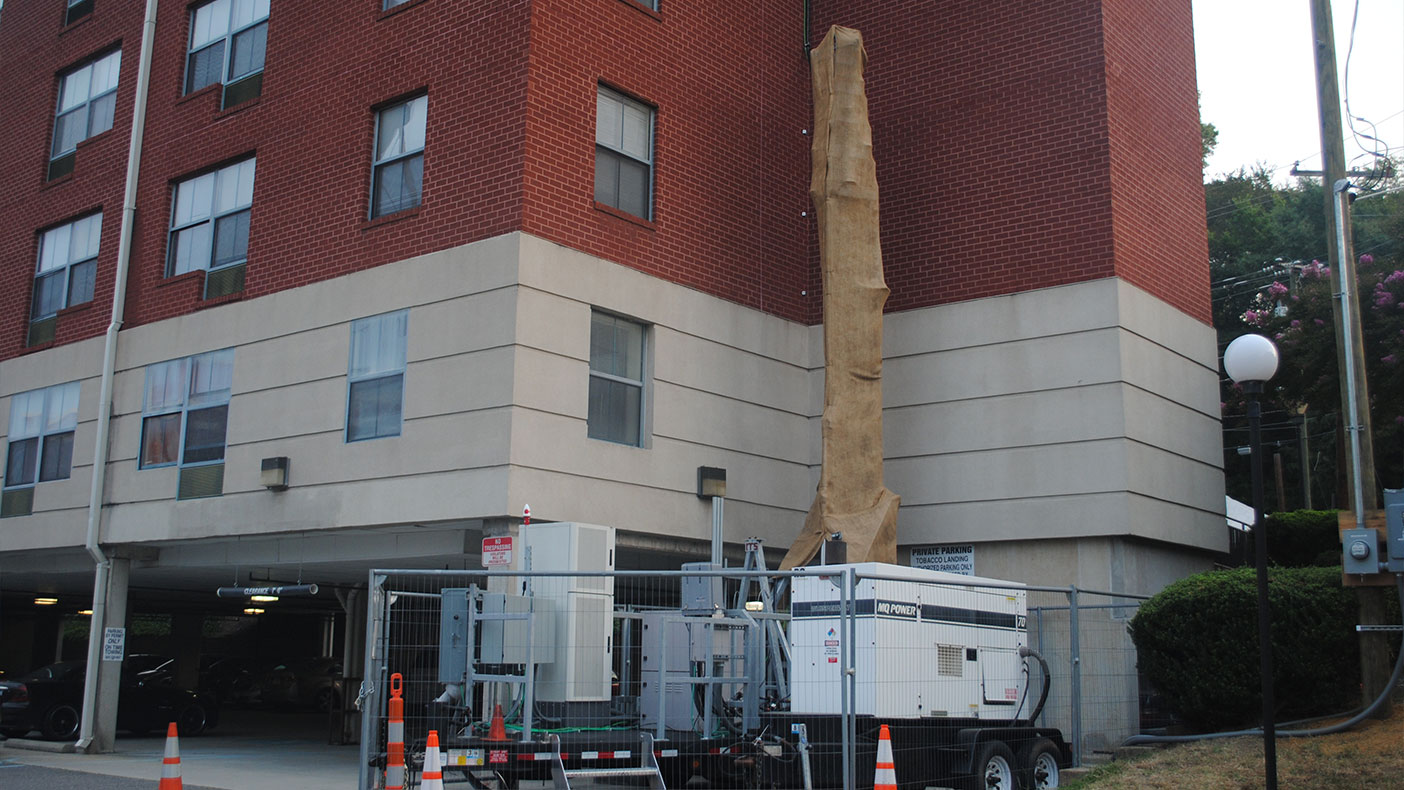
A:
[[1297, 411, 1312, 510], [1067, 586, 1081, 768], [711, 496, 725, 566], [1248, 391, 1280, 790], [846, 567, 857, 790], [357, 572, 386, 790], [1332, 180, 1368, 527]]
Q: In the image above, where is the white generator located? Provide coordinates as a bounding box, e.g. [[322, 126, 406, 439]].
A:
[[789, 562, 1028, 719]]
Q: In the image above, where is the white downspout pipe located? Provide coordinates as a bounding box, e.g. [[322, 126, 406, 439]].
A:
[[77, 0, 158, 752]]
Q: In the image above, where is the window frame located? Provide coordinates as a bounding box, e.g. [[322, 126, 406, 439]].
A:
[[4, 382, 81, 490], [345, 310, 409, 442], [184, 0, 269, 105], [370, 94, 428, 219], [587, 310, 648, 447], [166, 157, 256, 279], [51, 49, 122, 165], [65, 0, 96, 26], [594, 85, 655, 221], [138, 349, 234, 472], [32, 212, 102, 326]]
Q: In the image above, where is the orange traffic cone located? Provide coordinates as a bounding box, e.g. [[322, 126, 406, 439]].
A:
[[420, 730, 445, 790], [486, 703, 508, 741], [385, 673, 406, 790], [158, 721, 183, 790], [873, 724, 897, 790]]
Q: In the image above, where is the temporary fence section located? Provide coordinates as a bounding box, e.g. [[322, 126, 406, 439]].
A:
[[1027, 588, 1147, 766], [355, 564, 1145, 790]]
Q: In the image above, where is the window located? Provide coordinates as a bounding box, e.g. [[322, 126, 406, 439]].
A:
[[371, 95, 426, 218], [65, 0, 94, 25], [588, 311, 645, 445], [50, 49, 120, 180], [32, 213, 101, 327], [185, 0, 268, 108], [383, 0, 411, 9], [347, 310, 407, 441], [595, 86, 654, 220], [140, 350, 233, 498], [168, 158, 255, 292], [4, 382, 80, 488]]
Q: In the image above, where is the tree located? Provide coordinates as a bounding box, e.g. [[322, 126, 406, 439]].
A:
[[1201, 120, 1218, 171], [1211, 167, 1404, 508]]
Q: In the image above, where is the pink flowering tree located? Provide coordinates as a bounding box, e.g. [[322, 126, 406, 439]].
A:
[[1231, 255, 1404, 505]]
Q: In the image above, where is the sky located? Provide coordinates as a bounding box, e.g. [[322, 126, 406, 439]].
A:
[[1194, 0, 1404, 184]]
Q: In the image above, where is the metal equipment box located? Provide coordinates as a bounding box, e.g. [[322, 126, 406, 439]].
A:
[[789, 562, 1028, 719], [520, 523, 616, 702]]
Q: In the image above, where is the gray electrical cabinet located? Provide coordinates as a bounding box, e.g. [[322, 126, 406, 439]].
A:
[[639, 611, 710, 731], [1384, 489, 1404, 573], [438, 588, 554, 684]]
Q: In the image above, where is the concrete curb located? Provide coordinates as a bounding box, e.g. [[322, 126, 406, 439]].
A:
[[0, 738, 77, 753]]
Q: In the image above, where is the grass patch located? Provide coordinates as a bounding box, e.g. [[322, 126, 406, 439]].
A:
[[1064, 707, 1403, 789]]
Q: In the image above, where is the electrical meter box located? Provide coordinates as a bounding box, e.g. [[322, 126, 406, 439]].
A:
[[520, 523, 615, 702], [1343, 529, 1382, 576], [789, 562, 1028, 719]]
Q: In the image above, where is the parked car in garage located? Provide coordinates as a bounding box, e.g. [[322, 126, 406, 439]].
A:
[[254, 657, 343, 712], [198, 655, 268, 708], [0, 658, 217, 741]]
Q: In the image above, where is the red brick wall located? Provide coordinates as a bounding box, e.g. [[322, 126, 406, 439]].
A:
[[0, 0, 1209, 365], [0, 0, 534, 361], [1103, 0, 1211, 320], [122, 0, 533, 328], [518, 0, 812, 322], [809, 0, 1210, 324], [0, 0, 144, 357]]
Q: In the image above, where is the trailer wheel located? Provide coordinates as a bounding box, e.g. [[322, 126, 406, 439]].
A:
[[968, 740, 1017, 790], [1017, 738, 1061, 789]]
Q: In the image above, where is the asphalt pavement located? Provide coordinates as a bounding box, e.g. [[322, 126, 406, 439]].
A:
[[0, 709, 361, 790], [0, 762, 225, 790]]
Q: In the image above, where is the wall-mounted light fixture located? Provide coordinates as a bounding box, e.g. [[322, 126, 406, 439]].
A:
[[696, 466, 727, 499], [260, 456, 290, 490], [698, 466, 727, 566]]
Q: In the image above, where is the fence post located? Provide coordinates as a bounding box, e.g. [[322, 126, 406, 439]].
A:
[[358, 572, 387, 790], [843, 567, 857, 790], [1068, 585, 1082, 768]]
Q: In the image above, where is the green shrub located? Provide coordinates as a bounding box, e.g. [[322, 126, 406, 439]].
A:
[[1262, 510, 1340, 567], [1128, 566, 1360, 731]]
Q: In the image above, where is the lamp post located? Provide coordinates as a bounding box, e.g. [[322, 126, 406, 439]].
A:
[[1224, 333, 1281, 790]]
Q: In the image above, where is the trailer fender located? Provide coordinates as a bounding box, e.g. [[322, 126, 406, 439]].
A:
[[952, 728, 998, 775]]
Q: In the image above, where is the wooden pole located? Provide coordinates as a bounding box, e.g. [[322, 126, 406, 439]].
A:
[[1309, 0, 1390, 716]]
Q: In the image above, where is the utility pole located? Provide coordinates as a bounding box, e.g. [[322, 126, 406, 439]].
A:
[[1308, 0, 1390, 715]]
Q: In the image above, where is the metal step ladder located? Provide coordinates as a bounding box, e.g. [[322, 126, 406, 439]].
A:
[[548, 732, 667, 789]]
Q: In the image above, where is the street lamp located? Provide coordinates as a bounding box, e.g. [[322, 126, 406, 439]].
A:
[[1224, 332, 1281, 790]]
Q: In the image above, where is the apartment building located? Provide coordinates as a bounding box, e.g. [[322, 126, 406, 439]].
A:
[[0, 0, 1221, 708]]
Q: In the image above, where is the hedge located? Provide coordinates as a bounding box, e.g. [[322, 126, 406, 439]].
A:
[[1128, 566, 1362, 731], [1261, 510, 1341, 567]]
